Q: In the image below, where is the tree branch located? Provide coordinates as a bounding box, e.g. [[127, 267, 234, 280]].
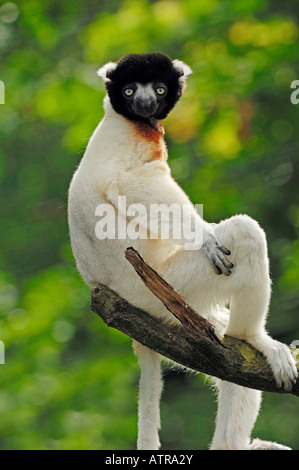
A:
[[124, 247, 222, 345], [90, 248, 299, 397]]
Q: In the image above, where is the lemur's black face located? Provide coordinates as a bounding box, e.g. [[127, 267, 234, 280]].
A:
[[122, 81, 168, 119], [98, 53, 192, 123]]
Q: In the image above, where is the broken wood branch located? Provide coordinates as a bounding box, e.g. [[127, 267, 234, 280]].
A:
[[90, 248, 299, 397]]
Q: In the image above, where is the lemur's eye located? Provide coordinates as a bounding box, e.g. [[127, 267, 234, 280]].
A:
[[156, 87, 166, 95], [123, 88, 135, 97], [154, 83, 167, 96]]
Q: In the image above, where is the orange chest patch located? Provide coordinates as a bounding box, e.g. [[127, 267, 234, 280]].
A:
[[132, 121, 166, 161]]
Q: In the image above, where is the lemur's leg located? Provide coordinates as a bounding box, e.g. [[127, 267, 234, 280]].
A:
[[133, 341, 162, 450], [159, 214, 296, 450], [210, 215, 295, 450], [161, 214, 297, 392], [213, 215, 297, 390], [210, 381, 291, 450], [210, 382, 262, 450]]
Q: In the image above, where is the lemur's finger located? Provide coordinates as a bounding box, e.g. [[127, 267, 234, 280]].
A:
[[209, 251, 233, 276], [217, 258, 232, 276], [217, 250, 234, 270], [219, 245, 231, 256], [222, 268, 232, 276], [211, 256, 232, 276], [210, 257, 222, 275], [214, 266, 223, 275]]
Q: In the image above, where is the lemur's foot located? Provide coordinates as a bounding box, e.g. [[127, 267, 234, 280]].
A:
[[249, 335, 298, 391], [267, 341, 298, 391], [250, 438, 291, 450]]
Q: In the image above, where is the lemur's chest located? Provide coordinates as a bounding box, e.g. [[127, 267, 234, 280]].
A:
[[129, 121, 168, 163]]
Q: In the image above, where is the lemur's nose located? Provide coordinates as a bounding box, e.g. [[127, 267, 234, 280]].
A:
[[135, 98, 157, 115]]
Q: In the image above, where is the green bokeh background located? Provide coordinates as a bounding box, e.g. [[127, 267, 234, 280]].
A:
[[0, 0, 298, 450]]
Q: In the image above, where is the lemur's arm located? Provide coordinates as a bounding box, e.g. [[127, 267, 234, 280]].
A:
[[104, 164, 233, 276]]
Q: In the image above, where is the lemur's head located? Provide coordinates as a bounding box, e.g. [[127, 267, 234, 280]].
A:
[[97, 53, 192, 123]]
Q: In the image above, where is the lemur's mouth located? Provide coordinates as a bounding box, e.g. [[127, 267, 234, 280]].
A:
[[136, 110, 156, 117]]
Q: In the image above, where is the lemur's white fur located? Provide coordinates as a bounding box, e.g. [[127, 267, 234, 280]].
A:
[[97, 62, 117, 82], [172, 59, 193, 77], [68, 60, 297, 450], [172, 59, 192, 90]]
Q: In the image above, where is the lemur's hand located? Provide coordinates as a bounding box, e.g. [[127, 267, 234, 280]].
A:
[[202, 229, 234, 276]]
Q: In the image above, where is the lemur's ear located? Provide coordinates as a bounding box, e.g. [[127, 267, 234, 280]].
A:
[[172, 59, 192, 79], [97, 62, 117, 83]]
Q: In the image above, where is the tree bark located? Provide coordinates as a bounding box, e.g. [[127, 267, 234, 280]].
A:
[[90, 248, 299, 397]]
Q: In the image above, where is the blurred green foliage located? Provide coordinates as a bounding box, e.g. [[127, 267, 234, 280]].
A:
[[0, 0, 298, 450]]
